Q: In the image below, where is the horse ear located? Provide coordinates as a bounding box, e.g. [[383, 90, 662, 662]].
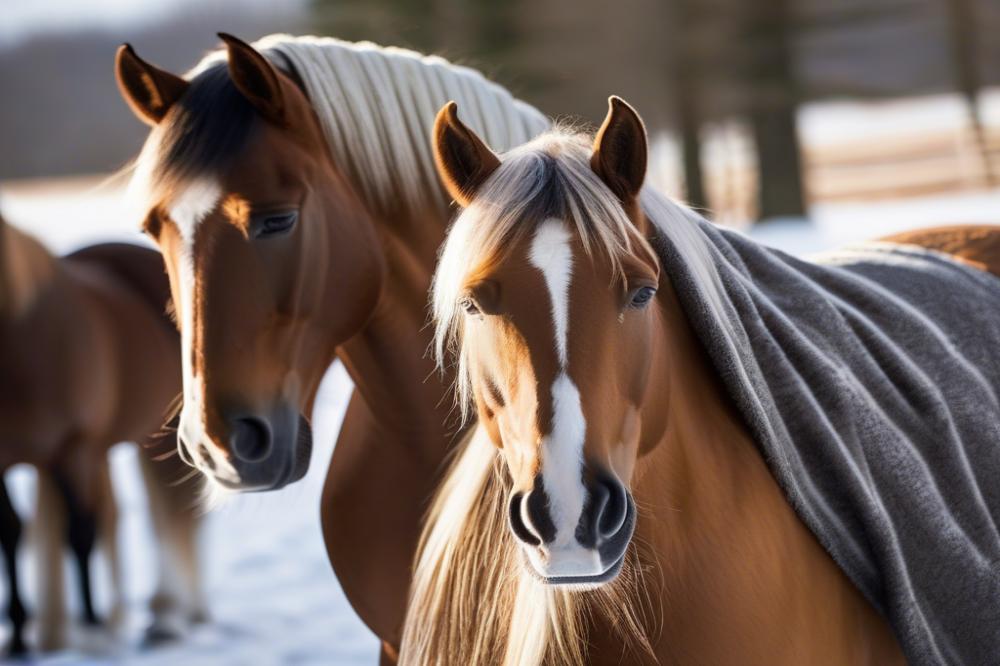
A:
[[115, 44, 189, 126], [591, 96, 648, 204], [432, 101, 501, 207], [218, 33, 287, 126]]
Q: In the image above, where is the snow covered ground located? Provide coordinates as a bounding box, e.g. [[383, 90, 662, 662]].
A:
[[0, 102, 998, 663]]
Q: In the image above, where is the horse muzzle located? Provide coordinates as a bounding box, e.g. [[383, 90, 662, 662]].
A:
[[179, 406, 312, 492], [509, 472, 636, 586]]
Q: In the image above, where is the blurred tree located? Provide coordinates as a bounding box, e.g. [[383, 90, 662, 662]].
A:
[[945, 0, 995, 186], [739, 0, 807, 220], [670, 0, 708, 211]]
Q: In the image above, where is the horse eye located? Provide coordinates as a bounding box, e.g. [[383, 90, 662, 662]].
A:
[[461, 297, 481, 316], [253, 210, 299, 239], [628, 285, 656, 309]]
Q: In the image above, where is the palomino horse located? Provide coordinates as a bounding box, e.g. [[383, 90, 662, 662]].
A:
[[402, 98, 1000, 664], [114, 33, 547, 659], [0, 212, 207, 651]]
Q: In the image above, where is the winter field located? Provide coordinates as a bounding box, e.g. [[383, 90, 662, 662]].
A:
[[0, 92, 998, 664]]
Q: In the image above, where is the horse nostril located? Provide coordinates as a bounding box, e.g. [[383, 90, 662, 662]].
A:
[[229, 416, 273, 463], [508, 492, 542, 546], [578, 475, 629, 546], [596, 477, 628, 538]]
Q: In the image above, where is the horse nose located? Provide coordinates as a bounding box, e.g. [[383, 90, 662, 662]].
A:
[[576, 474, 629, 547], [508, 488, 556, 546], [228, 415, 273, 463]]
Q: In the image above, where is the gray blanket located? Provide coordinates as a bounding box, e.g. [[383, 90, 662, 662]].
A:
[[654, 220, 1000, 665]]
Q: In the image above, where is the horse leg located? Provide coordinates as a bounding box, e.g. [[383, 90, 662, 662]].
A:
[[0, 477, 28, 656], [35, 470, 68, 651], [51, 463, 101, 627], [95, 458, 125, 635], [137, 443, 207, 643]]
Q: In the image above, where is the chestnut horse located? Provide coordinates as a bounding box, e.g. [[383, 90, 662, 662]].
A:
[[403, 98, 1000, 664], [114, 33, 547, 659], [0, 212, 206, 651]]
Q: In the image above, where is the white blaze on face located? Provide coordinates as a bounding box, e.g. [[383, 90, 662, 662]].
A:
[[168, 180, 238, 484], [526, 219, 599, 574]]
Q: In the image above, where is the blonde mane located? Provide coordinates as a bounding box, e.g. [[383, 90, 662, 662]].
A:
[[399, 426, 654, 666], [403, 129, 732, 665]]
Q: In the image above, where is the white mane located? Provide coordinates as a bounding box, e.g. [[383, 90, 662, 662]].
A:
[[257, 34, 550, 215]]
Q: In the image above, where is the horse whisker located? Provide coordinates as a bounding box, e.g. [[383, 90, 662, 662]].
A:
[[169, 468, 202, 487], [152, 448, 179, 462]]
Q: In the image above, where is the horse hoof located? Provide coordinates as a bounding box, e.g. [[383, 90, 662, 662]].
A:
[[142, 619, 185, 647], [37, 626, 69, 653], [189, 607, 211, 625], [106, 605, 127, 637], [5, 637, 29, 659]]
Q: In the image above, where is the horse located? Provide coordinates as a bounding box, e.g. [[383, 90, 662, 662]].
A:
[[113, 33, 548, 660], [0, 212, 207, 651], [402, 97, 1000, 664]]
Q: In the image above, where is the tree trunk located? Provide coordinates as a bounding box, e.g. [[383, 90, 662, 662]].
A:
[[945, 0, 994, 187], [751, 103, 806, 219], [671, 0, 708, 211], [745, 0, 807, 221]]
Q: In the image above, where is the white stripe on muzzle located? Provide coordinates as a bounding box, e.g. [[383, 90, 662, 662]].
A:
[[169, 180, 239, 484], [527, 219, 596, 573]]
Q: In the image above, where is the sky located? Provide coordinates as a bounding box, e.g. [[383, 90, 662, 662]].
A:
[[0, 0, 304, 47]]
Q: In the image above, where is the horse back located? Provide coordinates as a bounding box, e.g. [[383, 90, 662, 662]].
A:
[[62, 243, 180, 445], [64, 243, 173, 333], [880, 225, 1000, 278]]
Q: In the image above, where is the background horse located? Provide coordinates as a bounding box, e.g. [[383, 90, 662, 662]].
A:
[[114, 33, 547, 660], [403, 99, 1000, 664], [0, 211, 206, 651]]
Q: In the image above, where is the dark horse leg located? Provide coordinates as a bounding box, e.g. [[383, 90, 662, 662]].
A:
[[51, 469, 100, 627], [0, 477, 27, 655]]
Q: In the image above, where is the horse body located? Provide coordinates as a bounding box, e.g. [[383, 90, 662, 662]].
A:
[[0, 215, 206, 651]]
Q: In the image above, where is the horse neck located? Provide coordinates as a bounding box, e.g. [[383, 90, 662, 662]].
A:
[[334, 203, 458, 454], [623, 285, 893, 660], [0, 221, 57, 320]]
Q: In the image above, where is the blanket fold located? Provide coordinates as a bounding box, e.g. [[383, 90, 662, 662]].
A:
[[656, 222, 1000, 665]]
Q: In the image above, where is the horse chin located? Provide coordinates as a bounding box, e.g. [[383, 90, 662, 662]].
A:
[[522, 548, 628, 590]]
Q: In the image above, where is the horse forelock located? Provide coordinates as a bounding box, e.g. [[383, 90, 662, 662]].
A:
[[431, 130, 654, 422], [127, 62, 258, 223]]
